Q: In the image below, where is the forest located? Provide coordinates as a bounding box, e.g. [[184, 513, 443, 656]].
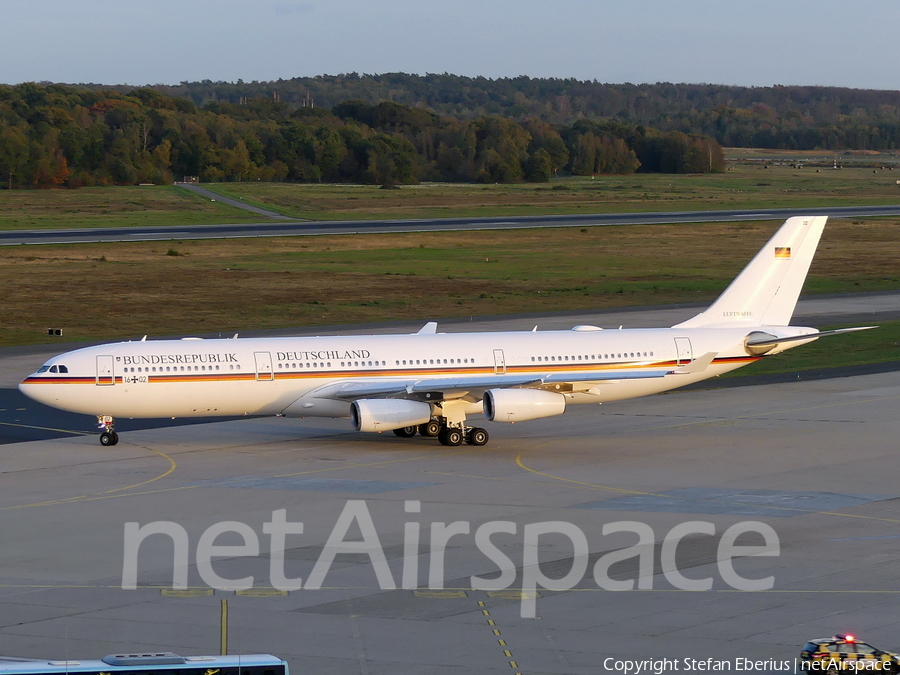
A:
[[0, 82, 724, 189], [152, 74, 900, 151]]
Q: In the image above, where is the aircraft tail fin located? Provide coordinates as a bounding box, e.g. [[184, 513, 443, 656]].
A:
[[674, 216, 827, 328]]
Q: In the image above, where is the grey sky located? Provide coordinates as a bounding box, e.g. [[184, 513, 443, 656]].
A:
[[1, 0, 897, 89]]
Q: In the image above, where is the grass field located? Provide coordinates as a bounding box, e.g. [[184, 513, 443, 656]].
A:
[[2, 162, 899, 229], [201, 163, 900, 221], [2, 219, 897, 353], [0, 185, 267, 230]]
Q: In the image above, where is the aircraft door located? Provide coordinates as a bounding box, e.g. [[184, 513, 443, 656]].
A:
[[254, 351, 274, 381], [674, 337, 693, 365], [96, 355, 115, 386], [493, 349, 506, 374]]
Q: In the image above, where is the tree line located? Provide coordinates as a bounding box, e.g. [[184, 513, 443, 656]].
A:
[[143, 74, 900, 152], [0, 82, 725, 189]]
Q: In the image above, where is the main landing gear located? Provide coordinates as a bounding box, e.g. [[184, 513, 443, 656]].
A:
[[392, 422, 489, 446], [97, 415, 119, 446]]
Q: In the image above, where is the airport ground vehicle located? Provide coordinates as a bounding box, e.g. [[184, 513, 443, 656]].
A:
[[0, 652, 288, 675], [800, 635, 900, 673]]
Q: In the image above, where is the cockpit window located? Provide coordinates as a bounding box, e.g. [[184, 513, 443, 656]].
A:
[[37, 365, 51, 373], [58, 365, 68, 373], [49, 365, 58, 373]]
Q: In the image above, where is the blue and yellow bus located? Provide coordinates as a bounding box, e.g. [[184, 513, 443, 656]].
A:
[[0, 653, 288, 675]]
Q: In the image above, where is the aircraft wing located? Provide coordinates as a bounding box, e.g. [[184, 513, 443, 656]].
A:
[[312, 367, 677, 402]]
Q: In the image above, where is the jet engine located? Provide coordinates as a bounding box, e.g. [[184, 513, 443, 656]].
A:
[[483, 389, 566, 423], [351, 399, 433, 432]]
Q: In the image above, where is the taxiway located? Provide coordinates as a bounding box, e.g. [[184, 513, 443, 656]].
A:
[[1, 301, 899, 673]]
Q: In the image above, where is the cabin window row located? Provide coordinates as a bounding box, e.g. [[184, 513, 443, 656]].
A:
[[397, 358, 473, 366], [276, 359, 474, 370], [279, 362, 334, 369], [124, 365, 240, 373], [530, 352, 653, 363]]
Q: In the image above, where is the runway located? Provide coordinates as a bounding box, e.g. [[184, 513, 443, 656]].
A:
[[1, 368, 899, 673], [2, 203, 900, 245], [1, 299, 899, 672]]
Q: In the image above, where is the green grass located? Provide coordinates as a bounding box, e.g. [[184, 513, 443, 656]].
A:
[[2, 220, 898, 350], [201, 164, 900, 221], [3, 162, 900, 230], [0, 185, 268, 230]]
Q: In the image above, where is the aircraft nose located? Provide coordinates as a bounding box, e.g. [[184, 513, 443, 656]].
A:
[[18, 379, 56, 406]]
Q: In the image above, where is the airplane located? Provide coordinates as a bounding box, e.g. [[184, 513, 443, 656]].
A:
[[19, 215, 875, 447]]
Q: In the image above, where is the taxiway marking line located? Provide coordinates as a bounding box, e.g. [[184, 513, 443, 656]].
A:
[[2, 444, 179, 511], [5, 582, 900, 598], [514, 436, 900, 524], [644, 393, 900, 433], [2, 446, 477, 511], [0, 421, 91, 435]]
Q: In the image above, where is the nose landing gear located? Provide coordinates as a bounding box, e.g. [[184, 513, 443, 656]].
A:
[[97, 415, 119, 446]]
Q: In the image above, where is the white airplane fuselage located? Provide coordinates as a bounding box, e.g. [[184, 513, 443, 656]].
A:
[[19, 324, 808, 419]]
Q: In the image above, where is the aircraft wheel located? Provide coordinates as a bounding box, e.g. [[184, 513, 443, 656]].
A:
[[393, 426, 417, 438], [443, 428, 463, 446], [100, 431, 119, 446], [467, 427, 489, 446], [419, 420, 441, 437]]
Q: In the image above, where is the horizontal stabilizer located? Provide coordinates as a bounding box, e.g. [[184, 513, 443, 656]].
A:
[[673, 352, 717, 374], [746, 326, 878, 348]]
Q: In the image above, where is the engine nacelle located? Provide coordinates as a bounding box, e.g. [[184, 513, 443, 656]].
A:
[[351, 399, 433, 432], [483, 389, 566, 423]]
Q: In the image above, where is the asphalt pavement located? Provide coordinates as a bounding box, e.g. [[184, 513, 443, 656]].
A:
[[3, 203, 900, 245]]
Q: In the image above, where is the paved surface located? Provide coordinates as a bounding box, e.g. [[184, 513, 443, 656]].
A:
[[1, 366, 899, 673], [176, 183, 294, 219], [2, 204, 900, 245]]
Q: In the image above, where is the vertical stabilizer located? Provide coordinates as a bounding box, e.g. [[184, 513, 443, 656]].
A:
[[674, 216, 827, 328]]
